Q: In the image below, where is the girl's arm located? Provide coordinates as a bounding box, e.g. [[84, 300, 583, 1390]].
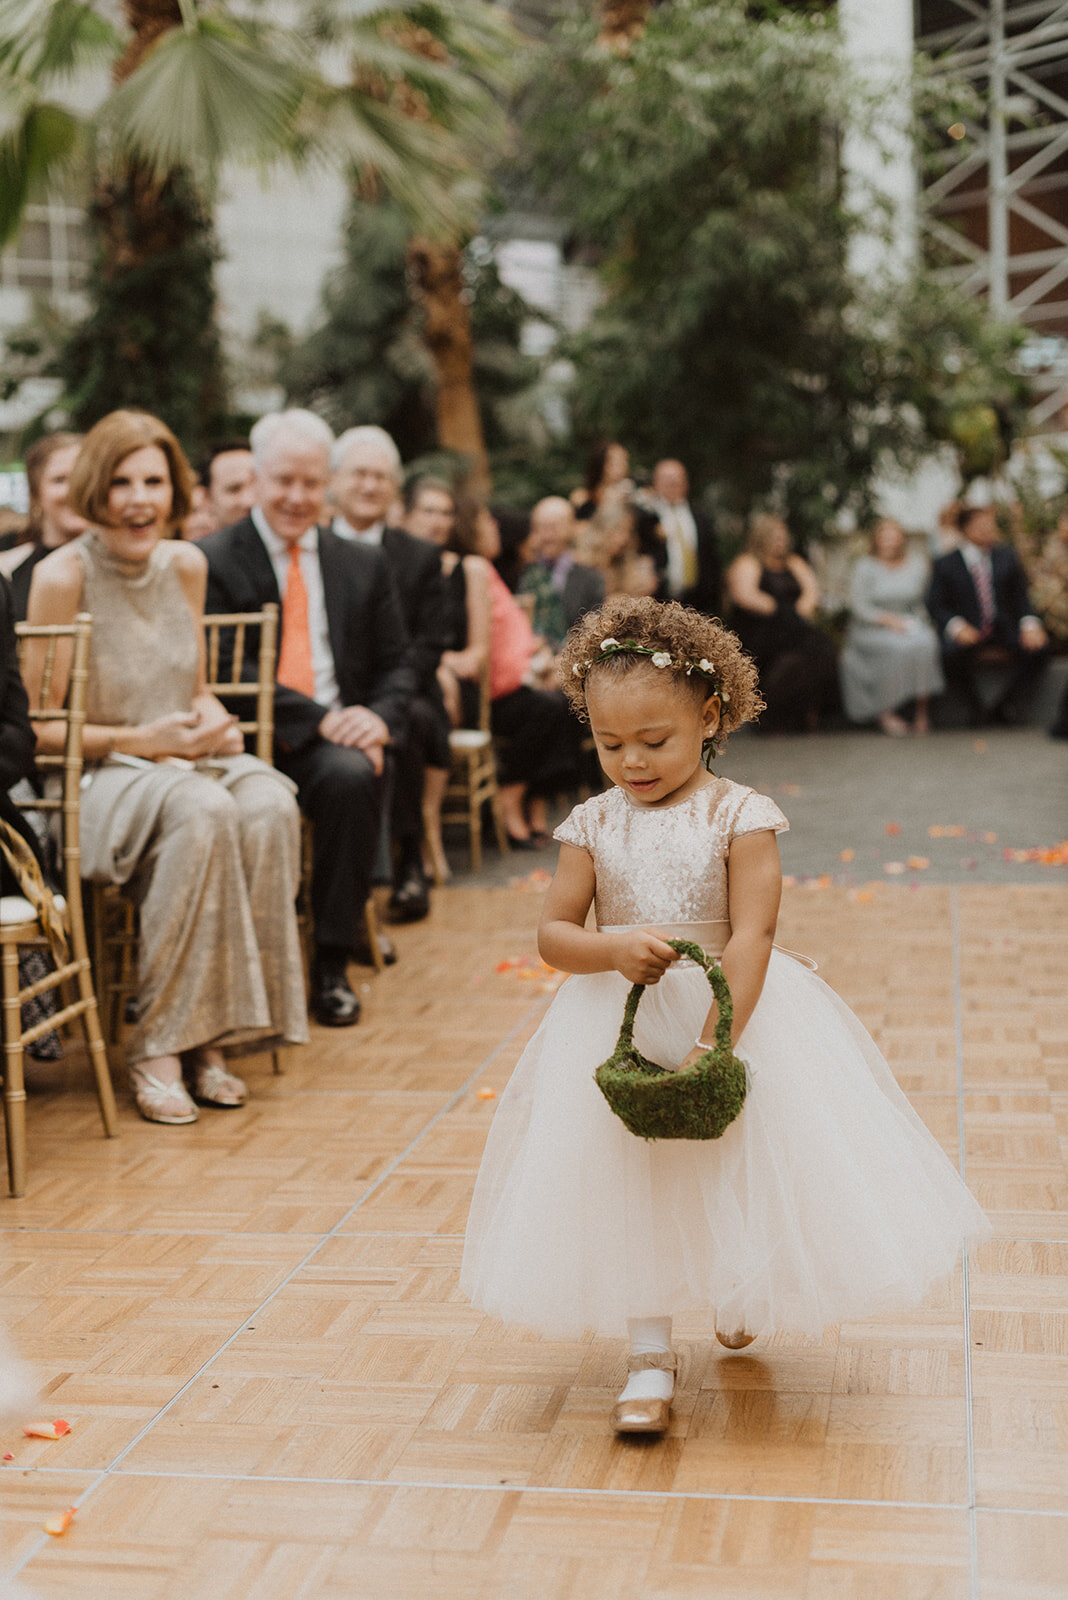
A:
[[539, 843, 679, 985], [683, 830, 781, 1063]]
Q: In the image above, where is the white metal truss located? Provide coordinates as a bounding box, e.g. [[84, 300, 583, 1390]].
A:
[[918, 0, 1068, 424]]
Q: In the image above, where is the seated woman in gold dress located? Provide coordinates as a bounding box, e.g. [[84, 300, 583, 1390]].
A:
[[24, 410, 308, 1125]]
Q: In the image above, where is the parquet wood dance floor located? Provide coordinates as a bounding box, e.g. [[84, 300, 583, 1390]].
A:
[[1, 882, 1065, 1599]]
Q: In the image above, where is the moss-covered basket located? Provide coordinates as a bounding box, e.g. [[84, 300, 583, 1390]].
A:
[[595, 940, 747, 1141]]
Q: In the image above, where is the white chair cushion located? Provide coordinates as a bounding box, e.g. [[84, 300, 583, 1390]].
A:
[[0, 893, 66, 925], [450, 730, 491, 750]]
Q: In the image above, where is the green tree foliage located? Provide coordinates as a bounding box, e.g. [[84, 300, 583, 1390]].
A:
[[0, 0, 516, 447], [57, 166, 225, 450], [281, 197, 543, 472], [525, 0, 1028, 539]]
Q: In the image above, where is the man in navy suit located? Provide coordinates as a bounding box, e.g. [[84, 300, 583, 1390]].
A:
[[201, 411, 415, 1027], [927, 504, 1049, 725]]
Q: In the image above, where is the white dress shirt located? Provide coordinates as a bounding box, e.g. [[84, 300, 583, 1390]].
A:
[[653, 497, 698, 597], [333, 515, 384, 546], [251, 506, 341, 710]]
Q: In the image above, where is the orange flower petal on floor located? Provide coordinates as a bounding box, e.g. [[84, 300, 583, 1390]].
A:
[[907, 856, 930, 870], [885, 822, 902, 836], [23, 1420, 70, 1439], [477, 1087, 496, 1100], [44, 1507, 75, 1537], [2, 1452, 13, 1461], [839, 848, 855, 862]]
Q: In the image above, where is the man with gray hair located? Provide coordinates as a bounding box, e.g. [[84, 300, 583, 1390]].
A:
[[331, 425, 450, 923], [202, 409, 415, 1026]]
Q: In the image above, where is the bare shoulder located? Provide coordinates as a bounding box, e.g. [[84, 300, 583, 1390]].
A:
[[168, 539, 208, 579], [26, 543, 86, 620]]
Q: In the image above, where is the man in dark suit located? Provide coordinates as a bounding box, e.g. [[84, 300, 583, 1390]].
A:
[[201, 410, 415, 1027], [647, 458, 722, 616], [329, 428, 451, 924], [927, 503, 1049, 725], [518, 497, 605, 649]]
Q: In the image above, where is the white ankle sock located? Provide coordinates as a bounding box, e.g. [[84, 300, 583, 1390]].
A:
[[618, 1316, 674, 1404]]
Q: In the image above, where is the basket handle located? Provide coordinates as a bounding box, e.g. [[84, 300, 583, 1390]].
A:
[[616, 938, 733, 1056]]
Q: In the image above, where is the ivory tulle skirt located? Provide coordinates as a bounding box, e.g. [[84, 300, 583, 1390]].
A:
[[460, 952, 991, 1339]]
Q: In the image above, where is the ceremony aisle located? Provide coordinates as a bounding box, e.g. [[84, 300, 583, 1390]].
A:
[[1, 880, 1065, 1599]]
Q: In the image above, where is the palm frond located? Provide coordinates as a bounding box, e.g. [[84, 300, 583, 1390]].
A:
[[0, 94, 81, 247], [0, 0, 115, 80], [102, 16, 303, 180]]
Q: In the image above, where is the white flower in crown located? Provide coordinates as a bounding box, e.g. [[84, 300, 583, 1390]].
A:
[[699, 658, 715, 674], [572, 662, 585, 675], [600, 637, 619, 650], [651, 651, 673, 668]]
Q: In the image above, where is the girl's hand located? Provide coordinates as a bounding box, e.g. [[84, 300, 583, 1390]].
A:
[[677, 1043, 710, 1073], [609, 929, 679, 985]]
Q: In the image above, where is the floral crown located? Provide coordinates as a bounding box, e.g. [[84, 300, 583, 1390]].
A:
[[571, 636, 730, 707]]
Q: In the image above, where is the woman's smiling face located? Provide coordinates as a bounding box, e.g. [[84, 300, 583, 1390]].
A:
[[102, 444, 173, 559], [586, 664, 720, 808]]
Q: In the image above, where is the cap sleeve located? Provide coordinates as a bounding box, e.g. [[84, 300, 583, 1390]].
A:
[[553, 801, 591, 852], [733, 789, 789, 838]]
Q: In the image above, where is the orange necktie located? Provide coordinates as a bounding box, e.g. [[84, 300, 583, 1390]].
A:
[[277, 543, 316, 698]]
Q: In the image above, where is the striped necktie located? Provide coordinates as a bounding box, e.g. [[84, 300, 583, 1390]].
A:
[[972, 554, 995, 638]]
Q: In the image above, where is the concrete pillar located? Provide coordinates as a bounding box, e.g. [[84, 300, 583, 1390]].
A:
[[838, 0, 917, 282]]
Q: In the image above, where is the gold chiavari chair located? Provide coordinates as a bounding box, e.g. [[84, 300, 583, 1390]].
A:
[[2, 614, 117, 1197], [435, 657, 509, 877], [92, 606, 288, 1071]]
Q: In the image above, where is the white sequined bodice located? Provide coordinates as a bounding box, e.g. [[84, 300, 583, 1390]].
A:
[[553, 779, 788, 927]]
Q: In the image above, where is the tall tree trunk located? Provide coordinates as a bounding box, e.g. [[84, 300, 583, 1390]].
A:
[[406, 237, 491, 497], [598, 0, 652, 51], [60, 0, 225, 447]]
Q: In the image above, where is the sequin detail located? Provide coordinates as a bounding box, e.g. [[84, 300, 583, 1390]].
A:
[[552, 780, 788, 927]]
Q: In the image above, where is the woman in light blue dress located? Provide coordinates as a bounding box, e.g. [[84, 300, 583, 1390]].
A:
[[840, 519, 944, 735]]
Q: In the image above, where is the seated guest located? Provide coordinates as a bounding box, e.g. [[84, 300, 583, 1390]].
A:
[[330, 428, 450, 924], [201, 410, 415, 1025], [25, 409, 307, 1123], [571, 439, 633, 520], [403, 475, 457, 549], [518, 497, 605, 650], [725, 514, 839, 731], [840, 518, 944, 736], [447, 499, 581, 848], [927, 503, 1049, 726], [645, 458, 721, 616], [192, 441, 257, 538], [0, 433, 86, 619]]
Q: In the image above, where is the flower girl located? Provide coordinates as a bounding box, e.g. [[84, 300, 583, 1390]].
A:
[[461, 596, 989, 1434]]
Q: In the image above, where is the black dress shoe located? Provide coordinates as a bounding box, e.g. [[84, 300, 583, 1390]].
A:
[[386, 871, 430, 923], [352, 929, 398, 966], [310, 965, 361, 1027], [506, 833, 539, 852]]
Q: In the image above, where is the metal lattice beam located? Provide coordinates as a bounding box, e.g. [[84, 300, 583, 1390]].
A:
[[918, 0, 1068, 423]]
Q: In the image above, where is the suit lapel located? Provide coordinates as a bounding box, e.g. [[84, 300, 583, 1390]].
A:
[[318, 527, 348, 672], [236, 518, 282, 605]]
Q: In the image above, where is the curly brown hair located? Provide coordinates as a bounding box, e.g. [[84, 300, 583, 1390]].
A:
[[559, 595, 764, 745]]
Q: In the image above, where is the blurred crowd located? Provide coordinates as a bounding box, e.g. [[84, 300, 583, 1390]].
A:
[[0, 414, 1065, 1124]]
